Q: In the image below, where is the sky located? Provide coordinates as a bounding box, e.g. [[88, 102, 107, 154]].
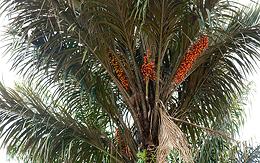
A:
[[240, 73, 260, 143], [0, 0, 259, 162]]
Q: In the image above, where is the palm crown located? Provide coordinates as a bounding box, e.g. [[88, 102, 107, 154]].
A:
[[0, 0, 260, 162]]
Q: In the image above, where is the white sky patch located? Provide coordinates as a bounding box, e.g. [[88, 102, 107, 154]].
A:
[[239, 70, 260, 143]]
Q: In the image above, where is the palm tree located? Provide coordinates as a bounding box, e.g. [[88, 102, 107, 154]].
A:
[[0, 0, 260, 162], [235, 143, 260, 163]]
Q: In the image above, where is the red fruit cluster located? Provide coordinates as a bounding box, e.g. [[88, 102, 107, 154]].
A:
[[115, 128, 132, 159], [173, 35, 208, 85], [110, 55, 129, 90], [115, 128, 122, 146], [122, 146, 132, 159], [141, 49, 156, 81]]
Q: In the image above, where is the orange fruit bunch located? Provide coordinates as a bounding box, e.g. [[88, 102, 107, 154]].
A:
[[122, 145, 133, 160], [115, 128, 132, 159], [110, 55, 129, 90], [141, 49, 156, 81], [173, 35, 208, 85], [115, 128, 122, 146]]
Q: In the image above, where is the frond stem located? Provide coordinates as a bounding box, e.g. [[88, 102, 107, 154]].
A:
[[171, 117, 237, 142]]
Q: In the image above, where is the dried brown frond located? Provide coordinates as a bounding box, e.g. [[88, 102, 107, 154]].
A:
[[157, 107, 193, 163]]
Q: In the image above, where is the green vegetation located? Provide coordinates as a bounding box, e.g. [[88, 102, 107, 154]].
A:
[[0, 0, 260, 162]]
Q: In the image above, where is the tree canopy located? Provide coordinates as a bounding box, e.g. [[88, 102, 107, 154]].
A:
[[0, 0, 260, 162]]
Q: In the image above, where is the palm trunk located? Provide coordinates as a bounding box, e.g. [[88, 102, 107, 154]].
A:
[[138, 109, 160, 163]]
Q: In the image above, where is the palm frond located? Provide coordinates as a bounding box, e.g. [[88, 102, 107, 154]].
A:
[[0, 82, 127, 162]]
